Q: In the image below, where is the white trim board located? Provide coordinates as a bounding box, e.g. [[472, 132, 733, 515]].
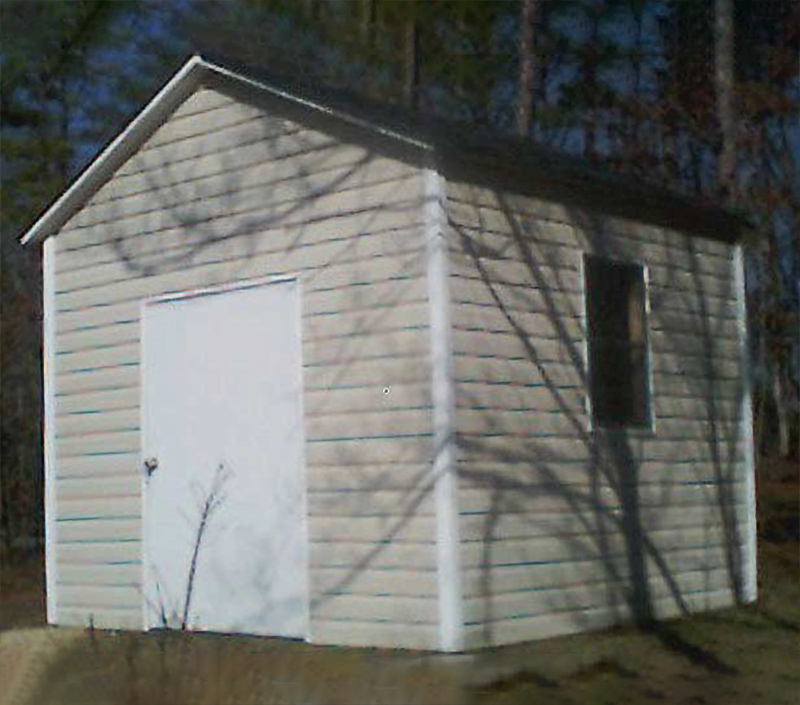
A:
[[424, 164, 464, 652], [43, 237, 58, 624], [734, 245, 758, 604]]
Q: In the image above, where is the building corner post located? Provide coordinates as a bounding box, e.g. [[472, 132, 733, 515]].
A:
[[734, 244, 757, 604], [424, 163, 464, 652], [43, 236, 58, 624]]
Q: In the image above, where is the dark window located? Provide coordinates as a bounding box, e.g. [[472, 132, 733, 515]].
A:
[[584, 255, 650, 428]]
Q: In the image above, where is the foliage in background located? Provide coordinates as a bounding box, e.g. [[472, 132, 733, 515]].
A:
[[1, 0, 797, 552]]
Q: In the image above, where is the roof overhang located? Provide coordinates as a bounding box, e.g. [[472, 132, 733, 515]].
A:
[[19, 55, 433, 246], [20, 54, 748, 246]]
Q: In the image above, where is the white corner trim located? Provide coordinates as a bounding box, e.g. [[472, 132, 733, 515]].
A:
[[734, 245, 758, 603], [424, 165, 464, 652], [43, 237, 58, 624]]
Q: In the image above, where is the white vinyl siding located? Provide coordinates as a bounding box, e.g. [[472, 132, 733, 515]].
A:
[[446, 181, 748, 649], [50, 87, 438, 649]]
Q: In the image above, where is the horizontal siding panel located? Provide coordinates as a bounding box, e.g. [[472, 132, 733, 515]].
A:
[[457, 460, 747, 491], [309, 514, 434, 542], [96, 123, 324, 208], [57, 607, 143, 630], [58, 166, 421, 278], [650, 310, 738, 338], [312, 594, 436, 625], [58, 584, 141, 611], [55, 227, 424, 312], [310, 541, 436, 571], [56, 388, 138, 416], [306, 488, 435, 517], [57, 517, 141, 543], [461, 567, 733, 625], [461, 588, 734, 649], [56, 345, 138, 375], [61, 167, 422, 249], [451, 330, 576, 367], [450, 253, 582, 293], [57, 430, 139, 459], [56, 253, 426, 336], [304, 354, 430, 393], [449, 220, 732, 279], [56, 453, 139, 478], [56, 279, 426, 358], [308, 329, 429, 367], [309, 619, 437, 650], [450, 275, 583, 316], [446, 183, 729, 257], [92, 125, 340, 196], [59, 562, 142, 586], [139, 96, 271, 150], [457, 436, 744, 465], [459, 545, 733, 600], [57, 408, 138, 436], [460, 527, 739, 572], [454, 357, 583, 389], [56, 473, 139, 500], [57, 540, 141, 564], [454, 307, 584, 342], [57, 496, 141, 522], [57, 367, 138, 396], [449, 228, 580, 271], [456, 409, 586, 438], [457, 484, 744, 516], [305, 381, 431, 417], [311, 566, 437, 597], [309, 463, 430, 493], [455, 382, 584, 415], [652, 396, 742, 420], [103, 154, 417, 229], [305, 302, 429, 340], [306, 408, 432, 443]]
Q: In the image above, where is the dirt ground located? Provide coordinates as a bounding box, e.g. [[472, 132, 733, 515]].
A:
[[1, 457, 797, 705], [0, 559, 45, 633]]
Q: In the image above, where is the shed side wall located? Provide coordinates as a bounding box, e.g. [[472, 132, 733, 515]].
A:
[[446, 181, 749, 649], [51, 87, 438, 649]]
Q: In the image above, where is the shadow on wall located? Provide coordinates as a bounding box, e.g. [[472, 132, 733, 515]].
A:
[[450, 192, 747, 656], [81, 86, 747, 657]]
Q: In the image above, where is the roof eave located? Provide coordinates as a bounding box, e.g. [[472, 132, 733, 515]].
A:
[[20, 55, 207, 246], [19, 54, 434, 246]]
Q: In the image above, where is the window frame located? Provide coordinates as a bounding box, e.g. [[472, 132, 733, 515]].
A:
[[580, 252, 656, 434]]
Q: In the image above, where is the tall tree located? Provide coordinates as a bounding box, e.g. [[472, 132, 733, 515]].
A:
[[516, 0, 540, 136], [714, 0, 737, 201]]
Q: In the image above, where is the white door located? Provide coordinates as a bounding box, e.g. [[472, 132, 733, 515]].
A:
[[142, 280, 308, 638]]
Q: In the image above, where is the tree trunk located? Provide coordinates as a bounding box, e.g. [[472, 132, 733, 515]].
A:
[[714, 0, 736, 201], [516, 0, 539, 137], [403, 14, 420, 111], [774, 363, 791, 459]]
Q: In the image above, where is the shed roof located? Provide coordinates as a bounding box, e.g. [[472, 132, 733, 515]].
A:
[[20, 53, 748, 246]]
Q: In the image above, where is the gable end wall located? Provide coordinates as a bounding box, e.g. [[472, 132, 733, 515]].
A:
[[49, 87, 440, 650]]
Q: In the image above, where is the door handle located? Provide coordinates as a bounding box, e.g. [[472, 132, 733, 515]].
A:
[[144, 457, 159, 477]]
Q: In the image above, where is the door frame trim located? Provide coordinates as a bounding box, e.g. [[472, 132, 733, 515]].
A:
[[139, 274, 309, 637]]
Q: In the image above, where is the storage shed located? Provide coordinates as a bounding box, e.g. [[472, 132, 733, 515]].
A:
[[22, 55, 756, 652]]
